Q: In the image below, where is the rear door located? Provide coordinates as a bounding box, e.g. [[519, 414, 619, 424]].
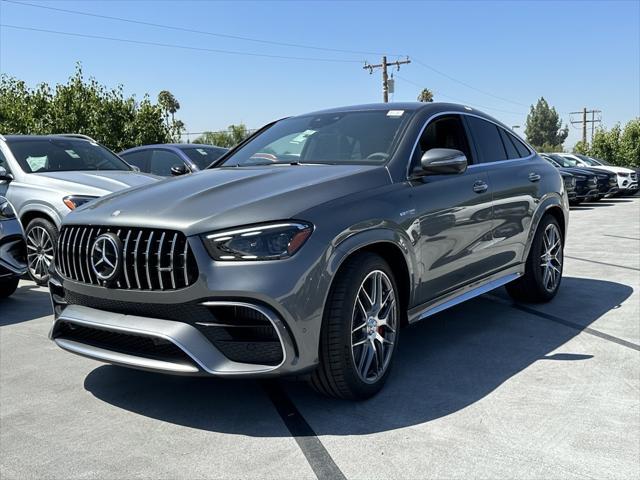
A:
[[121, 150, 151, 173], [464, 116, 540, 271], [411, 114, 495, 303]]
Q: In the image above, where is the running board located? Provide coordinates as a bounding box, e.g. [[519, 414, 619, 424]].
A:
[[408, 272, 521, 324]]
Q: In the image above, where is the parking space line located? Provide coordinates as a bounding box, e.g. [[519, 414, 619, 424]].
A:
[[263, 381, 346, 480], [603, 234, 640, 241], [564, 255, 640, 272], [485, 294, 640, 352]]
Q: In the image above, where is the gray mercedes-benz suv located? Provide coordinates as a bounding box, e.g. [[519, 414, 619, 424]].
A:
[[49, 103, 568, 399], [0, 134, 160, 284]]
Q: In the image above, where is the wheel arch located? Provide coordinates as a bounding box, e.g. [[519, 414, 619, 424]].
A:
[[523, 196, 568, 261], [326, 230, 416, 327], [19, 206, 61, 231]]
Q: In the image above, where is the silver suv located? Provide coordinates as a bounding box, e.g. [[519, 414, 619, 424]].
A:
[[0, 134, 160, 284]]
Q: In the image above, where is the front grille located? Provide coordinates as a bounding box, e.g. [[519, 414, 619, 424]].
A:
[[57, 226, 198, 290], [631, 172, 638, 182]]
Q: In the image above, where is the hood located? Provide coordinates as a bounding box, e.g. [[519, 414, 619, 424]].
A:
[[66, 164, 390, 234], [587, 165, 635, 174], [559, 167, 596, 178], [32, 170, 161, 196]]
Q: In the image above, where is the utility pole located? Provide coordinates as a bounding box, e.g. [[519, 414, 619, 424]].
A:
[[569, 107, 601, 145], [364, 56, 411, 103]]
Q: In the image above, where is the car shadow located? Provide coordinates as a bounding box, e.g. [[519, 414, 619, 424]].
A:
[[570, 206, 594, 210], [0, 282, 53, 326], [83, 276, 632, 436]]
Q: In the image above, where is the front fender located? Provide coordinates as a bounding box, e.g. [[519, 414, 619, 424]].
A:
[[18, 203, 64, 229], [522, 192, 568, 261]]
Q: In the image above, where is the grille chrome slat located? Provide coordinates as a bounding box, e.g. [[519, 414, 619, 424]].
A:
[[57, 226, 196, 291]]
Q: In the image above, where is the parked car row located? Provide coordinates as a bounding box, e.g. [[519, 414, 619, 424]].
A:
[[0, 103, 637, 399], [540, 152, 638, 205]]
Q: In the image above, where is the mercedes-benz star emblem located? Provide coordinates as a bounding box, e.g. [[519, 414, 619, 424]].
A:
[[91, 233, 122, 283]]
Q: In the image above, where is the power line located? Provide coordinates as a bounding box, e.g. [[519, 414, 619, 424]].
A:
[[363, 56, 411, 103], [0, 24, 363, 63], [412, 59, 529, 108], [569, 108, 601, 145], [394, 75, 526, 116], [2, 0, 402, 57]]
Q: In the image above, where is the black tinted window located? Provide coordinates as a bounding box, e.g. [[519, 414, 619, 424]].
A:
[[466, 117, 507, 163], [498, 128, 519, 159], [181, 146, 227, 169], [508, 132, 531, 158], [417, 115, 473, 166], [0, 150, 9, 172], [150, 150, 183, 176], [121, 150, 150, 171]]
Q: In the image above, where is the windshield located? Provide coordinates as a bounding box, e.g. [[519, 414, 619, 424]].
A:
[[589, 156, 609, 166], [573, 154, 599, 166], [220, 109, 413, 167], [8, 138, 131, 173], [542, 156, 561, 168], [181, 146, 228, 169], [548, 154, 577, 168]]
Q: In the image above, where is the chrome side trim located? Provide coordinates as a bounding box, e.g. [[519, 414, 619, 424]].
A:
[[199, 300, 287, 372], [408, 270, 522, 324], [54, 338, 200, 374]]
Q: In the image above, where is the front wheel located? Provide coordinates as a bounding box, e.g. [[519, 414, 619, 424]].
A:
[[506, 215, 563, 303], [310, 252, 400, 400], [26, 218, 58, 286]]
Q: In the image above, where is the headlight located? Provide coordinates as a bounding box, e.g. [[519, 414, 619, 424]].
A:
[[202, 222, 313, 261], [63, 195, 98, 210], [0, 197, 16, 220], [618, 172, 629, 178], [564, 177, 576, 187], [574, 174, 586, 180]]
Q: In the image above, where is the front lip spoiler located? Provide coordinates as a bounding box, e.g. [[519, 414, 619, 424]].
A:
[[50, 304, 290, 376]]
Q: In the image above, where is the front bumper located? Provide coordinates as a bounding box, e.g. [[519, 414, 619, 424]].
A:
[[48, 233, 330, 377]]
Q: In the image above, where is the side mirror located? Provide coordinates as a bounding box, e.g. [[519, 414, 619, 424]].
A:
[[130, 165, 141, 173], [0, 166, 13, 182], [170, 164, 189, 176], [415, 148, 467, 176]]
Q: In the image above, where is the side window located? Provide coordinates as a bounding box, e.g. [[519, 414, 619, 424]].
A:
[[149, 149, 183, 176], [0, 149, 9, 172], [508, 132, 531, 158], [415, 115, 474, 169], [498, 128, 519, 159], [465, 116, 507, 163], [121, 150, 150, 172]]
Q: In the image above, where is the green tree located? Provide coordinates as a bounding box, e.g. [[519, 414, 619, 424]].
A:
[[194, 124, 249, 148], [0, 64, 179, 151], [524, 97, 568, 151], [620, 118, 640, 168], [417, 88, 434, 103], [573, 140, 589, 155], [589, 124, 622, 165], [157, 90, 184, 141]]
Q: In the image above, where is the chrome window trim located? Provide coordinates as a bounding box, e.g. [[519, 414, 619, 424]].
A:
[[406, 110, 536, 179]]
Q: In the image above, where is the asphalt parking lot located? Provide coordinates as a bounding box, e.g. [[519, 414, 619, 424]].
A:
[[1, 196, 639, 480]]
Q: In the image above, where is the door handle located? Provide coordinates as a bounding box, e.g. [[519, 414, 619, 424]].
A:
[[473, 180, 489, 194], [528, 172, 541, 182]]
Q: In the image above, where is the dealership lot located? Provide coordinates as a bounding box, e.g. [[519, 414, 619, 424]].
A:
[[1, 197, 639, 479]]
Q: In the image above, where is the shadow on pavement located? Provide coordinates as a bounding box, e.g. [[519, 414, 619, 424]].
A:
[[83, 276, 632, 436], [0, 283, 52, 326]]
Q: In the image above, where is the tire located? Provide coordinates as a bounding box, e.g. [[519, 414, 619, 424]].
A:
[[25, 217, 58, 286], [309, 252, 400, 400], [592, 195, 601, 202], [0, 277, 19, 298], [506, 215, 563, 303]]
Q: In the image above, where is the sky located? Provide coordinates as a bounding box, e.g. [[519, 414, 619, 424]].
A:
[[1, 0, 639, 148]]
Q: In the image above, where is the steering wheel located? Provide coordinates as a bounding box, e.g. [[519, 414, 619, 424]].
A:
[[366, 152, 390, 161]]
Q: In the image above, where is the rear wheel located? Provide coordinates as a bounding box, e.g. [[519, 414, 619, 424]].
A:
[[506, 215, 563, 303], [310, 252, 400, 400], [0, 277, 19, 298], [26, 218, 58, 286]]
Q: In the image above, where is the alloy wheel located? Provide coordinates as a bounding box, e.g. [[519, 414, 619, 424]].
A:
[[27, 226, 54, 282], [351, 270, 398, 384], [540, 223, 563, 292]]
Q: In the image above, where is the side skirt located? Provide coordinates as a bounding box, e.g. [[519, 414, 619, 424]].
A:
[[407, 266, 523, 324]]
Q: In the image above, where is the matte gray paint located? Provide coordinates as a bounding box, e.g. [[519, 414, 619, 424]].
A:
[[49, 103, 569, 377]]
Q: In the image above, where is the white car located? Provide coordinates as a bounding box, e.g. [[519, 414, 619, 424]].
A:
[[557, 153, 638, 195]]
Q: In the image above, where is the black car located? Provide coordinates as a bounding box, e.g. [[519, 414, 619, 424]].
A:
[[545, 154, 618, 200], [559, 171, 577, 203], [0, 196, 27, 298], [541, 154, 599, 205]]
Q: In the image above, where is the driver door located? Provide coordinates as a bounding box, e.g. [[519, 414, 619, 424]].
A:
[[411, 114, 495, 303]]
